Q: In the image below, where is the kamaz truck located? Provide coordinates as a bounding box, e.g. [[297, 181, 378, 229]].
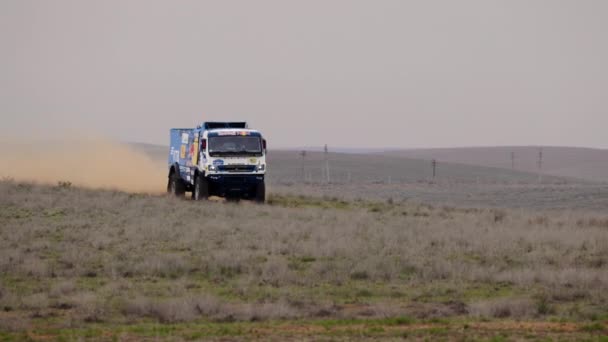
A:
[[167, 122, 267, 202]]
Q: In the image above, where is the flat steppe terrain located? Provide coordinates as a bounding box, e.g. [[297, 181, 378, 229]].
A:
[[1, 143, 607, 340], [1, 180, 607, 340]]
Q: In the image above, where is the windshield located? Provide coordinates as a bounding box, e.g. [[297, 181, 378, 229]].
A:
[[208, 136, 262, 156]]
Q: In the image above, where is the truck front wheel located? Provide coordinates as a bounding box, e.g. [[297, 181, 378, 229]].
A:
[[255, 181, 266, 203], [193, 174, 209, 201]]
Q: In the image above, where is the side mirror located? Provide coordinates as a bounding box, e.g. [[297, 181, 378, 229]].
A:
[[262, 139, 267, 153]]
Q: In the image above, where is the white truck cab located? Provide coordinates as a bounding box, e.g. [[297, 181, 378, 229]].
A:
[[168, 122, 267, 202]]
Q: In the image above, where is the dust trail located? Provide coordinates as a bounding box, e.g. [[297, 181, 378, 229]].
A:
[[0, 138, 167, 193]]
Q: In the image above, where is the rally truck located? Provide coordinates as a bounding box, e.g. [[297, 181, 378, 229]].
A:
[[167, 122, 267, 202]]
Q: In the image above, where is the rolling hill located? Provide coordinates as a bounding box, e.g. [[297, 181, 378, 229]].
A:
[[382, 146, 608, 183]]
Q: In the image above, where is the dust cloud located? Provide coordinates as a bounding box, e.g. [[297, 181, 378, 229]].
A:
[[0, 138, 167, 193]]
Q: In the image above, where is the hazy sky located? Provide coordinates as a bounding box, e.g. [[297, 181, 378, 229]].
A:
[[1, 1, 607, 149]]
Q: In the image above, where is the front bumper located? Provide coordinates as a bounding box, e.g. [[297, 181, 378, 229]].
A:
[[207, 174, 264, 198]]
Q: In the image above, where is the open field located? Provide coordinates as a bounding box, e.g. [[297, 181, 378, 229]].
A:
[[1, 180, 607, 340], [270, 182, 608, 211], [264, 149, 608, 210]]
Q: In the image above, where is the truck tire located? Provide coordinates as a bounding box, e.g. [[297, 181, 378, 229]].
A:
[[192, 174, 209, 201], [255, 181, 266, 203], [168, 172, 186, 197]]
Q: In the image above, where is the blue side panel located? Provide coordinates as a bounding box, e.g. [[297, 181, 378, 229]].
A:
[[169, 129, 191, 166], [169, 128, 203, 185]]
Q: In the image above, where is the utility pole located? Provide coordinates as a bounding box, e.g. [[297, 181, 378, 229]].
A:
[[324, 144, 330, 184], [299, 150, 307, 182], [511, 151, 515, 170], [537, 147, 543, 182], [432, 159, 437, 180]]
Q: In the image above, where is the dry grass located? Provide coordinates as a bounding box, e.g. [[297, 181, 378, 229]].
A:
[[469, 298, 538, 319], [0, 180, 607, 328]]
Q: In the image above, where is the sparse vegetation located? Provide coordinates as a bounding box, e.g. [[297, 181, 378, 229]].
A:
[[0, 180, 607, 340]]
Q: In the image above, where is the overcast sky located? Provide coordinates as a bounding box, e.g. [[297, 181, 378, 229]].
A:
[[1, 1, 607, 149]]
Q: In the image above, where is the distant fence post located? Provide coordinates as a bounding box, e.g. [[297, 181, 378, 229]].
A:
[[511, 151, 515, 170], [299, 150, 307, 182], [537, 147, 543, 183], [324, 144, 330, 184]]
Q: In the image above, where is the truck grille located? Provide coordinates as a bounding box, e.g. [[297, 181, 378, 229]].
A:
[[217, 165, 256, 172]]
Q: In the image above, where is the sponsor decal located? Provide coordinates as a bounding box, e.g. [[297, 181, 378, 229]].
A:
[[189, 143, 195, 158], [249, 158, 257, 164], [180, 145, 186, 159], [217, 131, 236, 136], [171, 148, 180, 163], [217, 131, 250, 136], [191, 137, 199, 165], [181, 133, 189, 144], [213, 159, 224, 166]]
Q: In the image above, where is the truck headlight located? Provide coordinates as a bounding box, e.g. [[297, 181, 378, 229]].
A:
[[256, 164, 265, 171], [208, 165, 217, 171]]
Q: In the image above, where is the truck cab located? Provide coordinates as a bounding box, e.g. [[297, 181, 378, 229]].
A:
[[167, 122, 267, 202]]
